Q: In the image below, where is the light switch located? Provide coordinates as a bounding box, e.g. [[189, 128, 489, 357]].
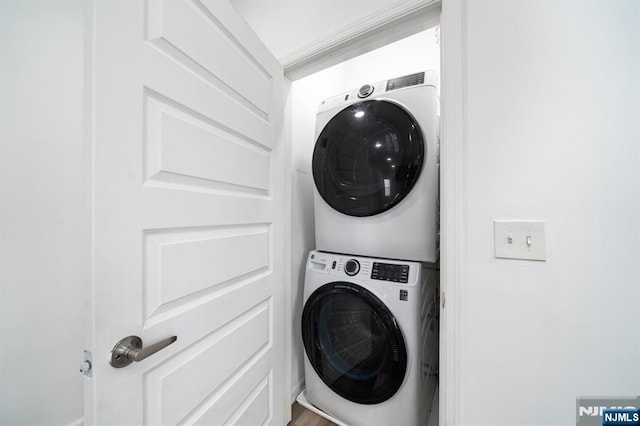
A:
[[494, 220, 546, 261]]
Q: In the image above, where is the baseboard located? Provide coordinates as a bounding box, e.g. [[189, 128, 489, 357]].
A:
[[66, 417, 84, 426], [291, 380, 304, 403], [296, 390, 348, 426]]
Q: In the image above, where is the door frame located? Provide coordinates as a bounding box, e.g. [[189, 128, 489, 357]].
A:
[[282, 0, 466, 423]]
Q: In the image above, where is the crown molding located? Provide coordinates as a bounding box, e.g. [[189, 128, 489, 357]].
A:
[[282, 0, 440, 79]]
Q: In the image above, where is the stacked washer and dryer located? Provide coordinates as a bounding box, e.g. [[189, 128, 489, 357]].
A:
[[300, 71, 440, 426]]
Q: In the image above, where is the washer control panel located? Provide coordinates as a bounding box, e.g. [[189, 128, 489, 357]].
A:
[[371, 262, 410, 283], [307, 250, 419, 286]]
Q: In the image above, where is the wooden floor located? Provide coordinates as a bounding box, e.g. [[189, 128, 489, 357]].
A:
[[288, 402, 338, 426]]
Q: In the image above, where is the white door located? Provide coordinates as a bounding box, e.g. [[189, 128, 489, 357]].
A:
[[85, 0, 286, 424]]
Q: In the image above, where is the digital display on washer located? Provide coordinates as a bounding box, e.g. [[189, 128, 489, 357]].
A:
[[386, 72, 425, 92], [371, 262, 409, 283]]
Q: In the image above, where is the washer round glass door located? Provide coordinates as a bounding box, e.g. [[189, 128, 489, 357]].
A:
[[312, 100, 424, 217], [301, 282, 407, 404]]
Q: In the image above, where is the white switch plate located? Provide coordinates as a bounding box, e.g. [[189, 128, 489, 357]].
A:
[[494, 220, 546, 261]]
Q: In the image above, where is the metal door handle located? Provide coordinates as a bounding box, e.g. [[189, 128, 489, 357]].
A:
[[110, 335, 177, 368]]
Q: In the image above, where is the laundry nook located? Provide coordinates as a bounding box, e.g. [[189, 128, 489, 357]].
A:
[[1, 1, 638, 425]]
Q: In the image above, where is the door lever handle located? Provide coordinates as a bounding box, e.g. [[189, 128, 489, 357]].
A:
[[110, 335, 177, 368]]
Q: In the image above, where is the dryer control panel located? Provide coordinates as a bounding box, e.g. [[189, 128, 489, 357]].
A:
[[385, 72, 425, 92], [317, 70, 438, 114]]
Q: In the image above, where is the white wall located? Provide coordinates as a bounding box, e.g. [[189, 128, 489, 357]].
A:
[[0, 1, 85, 424], [290, 28, 440, 398], [459, 1, 640, 424]]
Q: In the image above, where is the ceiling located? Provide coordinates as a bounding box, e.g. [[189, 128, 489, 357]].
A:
[[229, 0, 406, 62]]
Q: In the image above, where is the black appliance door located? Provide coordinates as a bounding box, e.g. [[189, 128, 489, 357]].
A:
[[312, 100, 424, 217], [301, 282, 407, 404]]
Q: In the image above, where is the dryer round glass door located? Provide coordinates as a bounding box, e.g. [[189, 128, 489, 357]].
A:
[[301, 282, 407, 404], [312, 100, 424, 217]]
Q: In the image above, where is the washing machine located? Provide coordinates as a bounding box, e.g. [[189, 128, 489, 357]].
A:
[[301, 250, 438, 426], [312, 71, 439, 263]]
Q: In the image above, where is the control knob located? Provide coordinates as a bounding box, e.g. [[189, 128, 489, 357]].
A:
[[344, 259, 360, 276], [357, 84, 374, 98]]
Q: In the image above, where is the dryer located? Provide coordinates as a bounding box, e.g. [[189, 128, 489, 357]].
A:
[[301, 250, 438, 426], [312, 71, 439, 262]]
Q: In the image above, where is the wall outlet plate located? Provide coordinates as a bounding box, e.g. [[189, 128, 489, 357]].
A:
[[494, 220, 546, 261]]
